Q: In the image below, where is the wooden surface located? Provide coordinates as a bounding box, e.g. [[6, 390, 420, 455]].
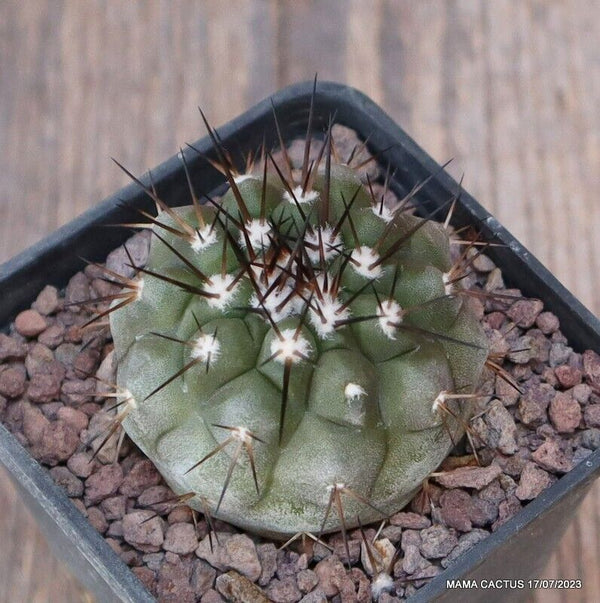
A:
[[1, 1, 599, 601]]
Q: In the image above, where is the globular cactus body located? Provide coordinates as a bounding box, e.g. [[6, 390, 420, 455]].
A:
[[110, 123, 488, 539]]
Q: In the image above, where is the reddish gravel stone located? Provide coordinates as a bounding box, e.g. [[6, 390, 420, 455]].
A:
[[49, 466, 84, 497], [329, 535, 361, 566], [0, 365, 26, 398], [296, 569, 319, 594], [33, 285, 60, 316], [73, 349, 101, 378], [163, 522, 199, 555], [527, 329, 552, 363], [257, 543, 278, 586], [167, 506, 193, 525], [548, 392, 582, 433], [493, 452, 526, 478], [64, 324, 84, 344], [123, 510, 166, 554], [215, 571, 269, 603], [78, 401, 102, 417], [143, 552, 165, 571], [120, 459, 162, 497], [191, 559, 217, 595], [156, 557, 196, 602], [492, 495, 522, 531], [515, 462, 555, 500], [138, 485, 172, 511], [196, 533, 262, 583], [582, 428, 600, 450], [22, 404, 49, 444], [486, 312, 506, 331], [201, 589, 225, 602], [531, 439, 574, 473], [495, 375, 520, 407], [469, 495, 500, 528], [40, 401, 62, 420], [419, 525, 458, 559], [389, 511, 431, 529], [584, 404, 600, 428], [550, 342, 572, 367], [573, 384, 592, 404], [54, 342, 79, 367], [476, 403, 518, 454], [25, 343, 65, 381], [100, 495, 127, 520], [15, 309, 47, 337], [82, 411, 120, 464], [61, 378, 96, 406], [27, 372, 62, 403], [105, 538, 123, 555], [132, 566, 156, 596], [0, 333, 28, 361], [439, 489, 473, 532], [85, 463, 124, 505], [65, 272, 91, 309], [87, 506, 109, 534], [518, 380, 555, 426], [433, 464, 502, 490], [535, 312, 560, 334], [583, 350, 600, 390], [31, 419, 80, 466], [314, 556, 348, 598], [555, 365, 582, 388], [507, 299, 543, 328], [105, 231, 151, 279], [266, 577, 302, 603], [57, 406, 89, 432], [400, 530, 429, 575], [67, 451, 95, 478]]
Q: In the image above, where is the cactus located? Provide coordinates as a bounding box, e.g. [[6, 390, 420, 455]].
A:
[[107, 104, 489, 540]]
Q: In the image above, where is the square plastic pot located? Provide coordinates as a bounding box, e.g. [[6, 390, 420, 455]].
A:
[[1, 81, 599, 602]]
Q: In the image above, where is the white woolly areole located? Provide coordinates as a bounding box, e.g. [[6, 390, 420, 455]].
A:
[[350, 246, 383, 278], [371, 202, 396, 223], [250, 285, 296, 323], [442, 271, 455, 295], [371, 573, 395, 600], [270, 328, 312, 364], [191, 333, 221, 363], [377, 299, 403, 339], [344, 382, 367, 402], [233, 173, 256, 185], [304, 226, 342, 263], [239, 219, 271, 251], [432, 390, 448, 414], [119, 389, 137, 410], [230, 426, 251, 443], [204, 274, 239, 309], [133, 278, 144, 300], [283, 185, 319, 205], [191, 225, 218, 253], [309, 293, 349, 338]]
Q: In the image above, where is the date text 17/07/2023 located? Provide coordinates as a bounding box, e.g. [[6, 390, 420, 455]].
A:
[[446, 579, 583, 590]]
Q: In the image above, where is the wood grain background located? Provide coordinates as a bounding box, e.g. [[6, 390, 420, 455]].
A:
[[1, 1, 598, 601]]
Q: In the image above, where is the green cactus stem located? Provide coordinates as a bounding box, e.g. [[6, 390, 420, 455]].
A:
[[107, 105, 489, 539]]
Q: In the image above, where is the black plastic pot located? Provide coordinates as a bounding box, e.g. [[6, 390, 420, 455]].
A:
[[1, 81, 599, 602]]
